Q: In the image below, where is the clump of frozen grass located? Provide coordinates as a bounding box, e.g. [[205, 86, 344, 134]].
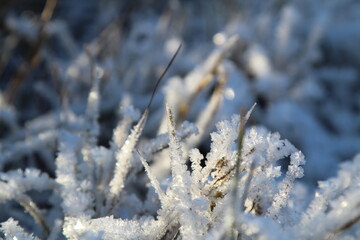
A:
[[1, 1, 360, 238], [1, 70, 360, 239]]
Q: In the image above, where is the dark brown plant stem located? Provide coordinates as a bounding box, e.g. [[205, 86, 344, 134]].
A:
[[147, 43, 182, 110], [5, 0, 58, 104]]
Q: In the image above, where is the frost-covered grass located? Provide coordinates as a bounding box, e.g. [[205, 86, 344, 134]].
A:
[[1, 0, 360, 239]]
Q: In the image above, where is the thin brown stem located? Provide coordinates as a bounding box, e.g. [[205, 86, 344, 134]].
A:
[[17, 194, 50, 238], [147, 43, 182, 110], [5, 0, 58, 103], [40, 0, 58, 22]]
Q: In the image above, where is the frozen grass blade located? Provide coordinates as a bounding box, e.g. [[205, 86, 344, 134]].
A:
[[166, 103, 192, 190], [177, 36, 240, 123], [237, 104, 257, 205], [226, 103, 256, 239], [187, 64, 227, 148], [109, 44, 182, 198], [137, 150, 166, 203], [17, 195, 51, 238]]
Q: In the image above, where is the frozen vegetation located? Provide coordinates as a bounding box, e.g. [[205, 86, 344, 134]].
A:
[[0, 0, 360, 239]]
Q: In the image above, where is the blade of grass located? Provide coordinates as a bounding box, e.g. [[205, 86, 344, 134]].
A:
[[109, 44, 182, 200]]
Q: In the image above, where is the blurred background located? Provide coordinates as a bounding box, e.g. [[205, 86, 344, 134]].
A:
[[1, 0, 360, 188]]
